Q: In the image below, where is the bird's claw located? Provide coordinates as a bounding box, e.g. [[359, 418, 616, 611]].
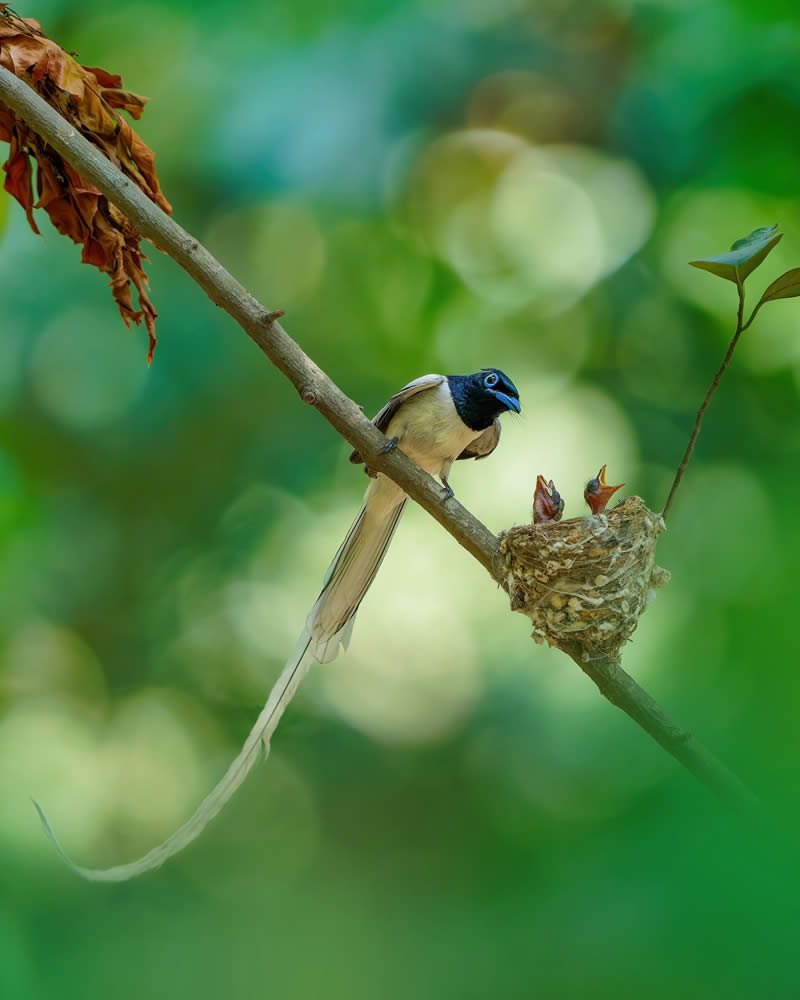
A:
[[440, 479, 455, 502], [381, 437, 399, 454]]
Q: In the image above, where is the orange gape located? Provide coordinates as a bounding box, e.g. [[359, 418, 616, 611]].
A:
[[584, 465, 625, 515]]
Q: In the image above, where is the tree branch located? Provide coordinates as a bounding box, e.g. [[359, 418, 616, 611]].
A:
[[562, 647, 758, 811], [0, 65, 757, 814]]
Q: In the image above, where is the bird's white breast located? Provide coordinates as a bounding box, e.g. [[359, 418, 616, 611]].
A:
[[385, 380, 478, 477]]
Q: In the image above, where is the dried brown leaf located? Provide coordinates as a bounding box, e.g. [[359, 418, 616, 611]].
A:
[[3, 130, 38, 231], [0, 6, 171, 361]]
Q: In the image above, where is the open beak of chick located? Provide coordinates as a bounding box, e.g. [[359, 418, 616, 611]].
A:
[[584, 465, 625, 515], [533, 475, 565, 524]]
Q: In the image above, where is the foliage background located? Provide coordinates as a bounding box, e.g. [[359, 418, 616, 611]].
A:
[[2, 0, 800, 996]]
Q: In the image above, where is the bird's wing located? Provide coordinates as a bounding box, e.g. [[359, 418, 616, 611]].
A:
[[456, 419, 501, 461], [350, 374, 445, 464]]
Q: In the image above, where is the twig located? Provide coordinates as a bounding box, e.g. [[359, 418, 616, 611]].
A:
[[0, 65, 757, 815], [662, 279, 758, 521]]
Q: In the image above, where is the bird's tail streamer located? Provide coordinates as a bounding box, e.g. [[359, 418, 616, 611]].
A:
[[307, 496, 407, 663], [33, 630, 315, 882], [36, 489, 408, 881]]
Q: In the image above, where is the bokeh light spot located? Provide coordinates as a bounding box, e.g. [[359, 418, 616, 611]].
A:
[[408, 132, 655, 312], [30, 306, 148, 430], [206, 199, 326, 307], [662, 462, 775, 603]]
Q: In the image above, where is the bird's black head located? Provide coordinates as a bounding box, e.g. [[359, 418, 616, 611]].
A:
[[447, 369, 521, 431]]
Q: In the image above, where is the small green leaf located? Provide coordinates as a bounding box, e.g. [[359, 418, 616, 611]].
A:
[[689, 224, 782, 284], [730, 225, 779, 251], [756, 268, 800, 306]]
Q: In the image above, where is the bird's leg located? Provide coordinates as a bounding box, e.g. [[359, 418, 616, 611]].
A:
[[440, 474, 454, 502]]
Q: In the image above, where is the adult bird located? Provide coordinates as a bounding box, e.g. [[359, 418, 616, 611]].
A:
[[36, 368, 521, 881], [310, 368, 521, 662]]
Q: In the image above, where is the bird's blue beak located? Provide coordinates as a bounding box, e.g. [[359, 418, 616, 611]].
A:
[[494, 391, 521, 414]]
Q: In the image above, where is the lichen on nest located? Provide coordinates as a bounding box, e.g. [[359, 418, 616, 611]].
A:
[[498, 496, 670, 662]]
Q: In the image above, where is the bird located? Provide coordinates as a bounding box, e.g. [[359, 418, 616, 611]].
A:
[[584, 464, 624, 515], [311, 368, 521, 661], [533, 475, 564, 524], [304, 368, 519, 664], [36, 368, 521, 881]]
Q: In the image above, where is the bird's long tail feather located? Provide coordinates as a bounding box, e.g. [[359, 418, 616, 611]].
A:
[[35, 487, 407, 881], [33, 630, 315, 882], [307, 496, 407, 663]]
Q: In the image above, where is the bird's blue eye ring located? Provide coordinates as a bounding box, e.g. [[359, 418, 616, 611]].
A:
[[484, 372, 499, 388]]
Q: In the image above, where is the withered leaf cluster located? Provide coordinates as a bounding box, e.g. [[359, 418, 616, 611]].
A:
[[0, 5, 171, 361]]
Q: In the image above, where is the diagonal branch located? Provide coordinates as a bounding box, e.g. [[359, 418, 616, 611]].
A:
[[562, 647, 757, 811], [0, 65, 757, 816]]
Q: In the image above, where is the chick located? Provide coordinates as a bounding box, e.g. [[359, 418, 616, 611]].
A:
[[584, 465, 624, 515], [533, 475, 565, 524]]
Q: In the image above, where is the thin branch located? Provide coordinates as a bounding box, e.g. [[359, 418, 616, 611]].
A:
[[563, 648, 758, 812], [662, 281, 747, 520], [0, 65, 756, 815]]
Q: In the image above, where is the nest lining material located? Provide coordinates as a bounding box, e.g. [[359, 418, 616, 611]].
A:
[[498, 496, 670, 661]]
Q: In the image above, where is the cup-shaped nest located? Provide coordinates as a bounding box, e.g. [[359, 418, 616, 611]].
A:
[[498, 496, 670, 662]]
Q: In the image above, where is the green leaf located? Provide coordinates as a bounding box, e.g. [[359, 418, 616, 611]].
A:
[[756, 268, 800, 307], [689, 224, 782, 284], [730, 225, 779, 251]]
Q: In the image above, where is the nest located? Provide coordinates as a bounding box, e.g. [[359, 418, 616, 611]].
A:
[[498, 496, 670, 662]]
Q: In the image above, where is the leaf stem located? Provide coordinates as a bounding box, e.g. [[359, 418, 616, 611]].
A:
[[662, 281, 748, 520]]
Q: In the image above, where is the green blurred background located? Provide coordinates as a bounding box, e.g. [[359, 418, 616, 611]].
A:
[[2, 0, 800, 996]]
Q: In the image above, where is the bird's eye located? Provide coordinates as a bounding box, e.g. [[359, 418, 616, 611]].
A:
[[484, 372, 499, 388]]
